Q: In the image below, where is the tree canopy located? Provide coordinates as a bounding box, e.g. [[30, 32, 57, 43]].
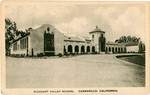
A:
[[115, 36, 140, 43], [5, 18, 32, 53]]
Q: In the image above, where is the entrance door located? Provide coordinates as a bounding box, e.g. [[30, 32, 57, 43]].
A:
[[44, 31, 55, 55]]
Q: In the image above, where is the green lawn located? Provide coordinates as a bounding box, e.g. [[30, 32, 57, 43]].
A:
[[117, 54, 145, 66]]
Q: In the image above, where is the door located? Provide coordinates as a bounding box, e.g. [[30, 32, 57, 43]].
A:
[[44, 31, 55, 55]]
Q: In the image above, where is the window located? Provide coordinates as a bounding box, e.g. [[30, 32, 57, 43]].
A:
[[13, 42, 17, 51], [24, 38, 26, 48], [20, 37, 27, 50], [44, 32, 54, 51], [101, 34, 103, 37], [92, 35, 94, 38], [47, 27, 50, 32]]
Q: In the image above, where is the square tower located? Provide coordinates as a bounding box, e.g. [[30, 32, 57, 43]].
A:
[[89, 26, 106, 53]]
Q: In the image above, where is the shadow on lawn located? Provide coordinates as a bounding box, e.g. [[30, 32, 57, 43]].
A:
[[116, 54, 145, 67]]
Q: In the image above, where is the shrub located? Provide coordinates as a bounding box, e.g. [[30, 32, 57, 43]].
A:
[[97, 52, 100, 54], [37, 53, 44, 57], [16, 54, 19, 57], [40, 53, 44, 56], [72, 53, 75, 56], [58, 53, 62, 57], [10, 54, 15, 57], [26, 54, 29, 57], [28, 55, 33, 57], [81, 52, 85, 54], [64, 52, 69, 56], [37, 53, 39, 57], [92, 51, 97, 54], [20, 54, 25, 57]]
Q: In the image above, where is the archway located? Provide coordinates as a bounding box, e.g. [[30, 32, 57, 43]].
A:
[[87, 46, 90, 52], [81, 46, 85, 53], [124, 47, 126, 53], [115, 47, 117, 52], [75, 45, 79, 53], [112, 47, 114, 53], [121, 48, 123, 53], [118, 48, 120, 53], [92, 46, 95, 52], [109, 47, 111, 52], [68, 45, 72, 53]]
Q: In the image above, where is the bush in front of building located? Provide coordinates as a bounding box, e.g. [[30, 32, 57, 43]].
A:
[[58, 53, 62, 57], [85, 52, 88, 54], [10, 54, 15, 57], [97, 52, 100, 54], [72, 53, 77, 56], [37, 53, 44, 57], [64, 52, 69, 57], [80, 52, 86, 54], [10, 54, 26, 58], [74, 52, 78, 55], [91, 51, 98, 54], [20, 54, 25, 57]]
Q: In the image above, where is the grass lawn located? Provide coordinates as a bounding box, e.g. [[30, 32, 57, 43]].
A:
[[116, 54, 145, 66]]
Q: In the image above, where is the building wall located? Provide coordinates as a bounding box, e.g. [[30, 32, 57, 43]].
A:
[[106, 44, 126, 53], [54, 27, 64, 55], [29, 24, 64, 55], [10, 24, 64, 56], [126, 46, 139, 52], [9, 24, 141, 56], [90, 32, 105, 52], [29, 27, 44, 55], [10, 36, 30, 56], [64, 41, 97, 53]]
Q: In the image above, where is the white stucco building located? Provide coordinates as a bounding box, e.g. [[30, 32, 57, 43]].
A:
[[9, 24, 144, 56]]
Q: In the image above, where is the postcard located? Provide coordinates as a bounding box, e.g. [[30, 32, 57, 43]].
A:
[[1, 1, 150, 95]]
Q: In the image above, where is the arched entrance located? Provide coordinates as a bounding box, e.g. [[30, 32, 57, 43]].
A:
[[81, 46, 85, 53], [118, 48, 120, 53], [87, 46, 90, 53], [92, 46, 95, 52], [112, 47, 114, 53], [109, 47, 111, 52], [121, 48, 123, 53], [124, 47, 126, 53], [68, 45, 72, 53], [75, 45, 79, 53], [115, 47, 117, 52]]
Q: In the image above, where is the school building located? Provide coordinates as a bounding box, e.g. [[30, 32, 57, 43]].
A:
[[9, 24, 144, 56]]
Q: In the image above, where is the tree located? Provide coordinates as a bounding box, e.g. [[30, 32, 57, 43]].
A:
[[5, 18, 16, 55], [115, 36, 140, 43], [5, 18, 27, 55]]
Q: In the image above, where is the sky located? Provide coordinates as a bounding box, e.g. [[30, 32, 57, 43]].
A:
[[5, 4, 146, 42]]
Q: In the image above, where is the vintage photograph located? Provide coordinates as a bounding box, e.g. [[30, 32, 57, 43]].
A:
[[2, 1, 149, 93]]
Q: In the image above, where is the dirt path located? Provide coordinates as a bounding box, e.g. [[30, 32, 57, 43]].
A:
[[6, 54, 145, 88]]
